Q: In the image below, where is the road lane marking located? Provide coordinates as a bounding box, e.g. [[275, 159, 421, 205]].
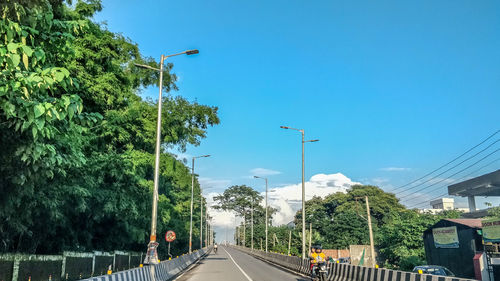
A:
[[223, 247, 254, 281]]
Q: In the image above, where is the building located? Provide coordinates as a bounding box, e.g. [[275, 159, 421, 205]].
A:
[[420, 198, 469, 214], [423, 219, 484, 279], [448, 169, 500, 213]]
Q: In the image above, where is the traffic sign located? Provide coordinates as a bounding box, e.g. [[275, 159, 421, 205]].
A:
[[165, 230, 176, 242]]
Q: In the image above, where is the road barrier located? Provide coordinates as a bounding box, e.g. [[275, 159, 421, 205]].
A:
[[232, 246, 477, 281], [79, 247, 211, 281], [0, 251, 142, 281]]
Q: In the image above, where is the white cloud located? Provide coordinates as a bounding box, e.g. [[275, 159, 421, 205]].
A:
[[380, 167, 411, 172], [265, 173, 360, 226], [206, 173, 359, 243], [199, 177, 231, 193], [250, 168, 282, 176]]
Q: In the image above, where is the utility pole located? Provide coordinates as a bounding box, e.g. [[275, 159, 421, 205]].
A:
[[205, 209, 208, 248], [189, 154, 210, 253], [365, 196, 376, 267], [254, 176, 269, 252], [200, 197, 203, 249], [251, 199, 254, 250], [288, 230, 292, 255]]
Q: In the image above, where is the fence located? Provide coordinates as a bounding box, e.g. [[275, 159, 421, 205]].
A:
[[0, 251, 142, 281], [80, 247, 211, 281], [233, 245, 477, 281]]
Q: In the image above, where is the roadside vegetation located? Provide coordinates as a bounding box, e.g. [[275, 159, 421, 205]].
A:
[[0, 0, 219, 258]]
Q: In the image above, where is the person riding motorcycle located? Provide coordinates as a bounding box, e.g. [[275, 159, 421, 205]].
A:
[[310, 245, 327, 280], [214, 243, 218, 254]]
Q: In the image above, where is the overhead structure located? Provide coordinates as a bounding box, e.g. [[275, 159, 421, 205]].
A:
[[448, 170, 500, 212]]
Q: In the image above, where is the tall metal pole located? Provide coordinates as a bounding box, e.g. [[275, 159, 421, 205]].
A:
[[200, 195, 203, 249], [189, 157, 195, 253], [144, 55, 165, 265], [135, 50, 199, 264], [205, 207, 209, 247], [251, 198, 254, 250], [243, 216, 246, 247], [265, 178, 268, 252], [365, 196, 376, 267], [301, 130, 306, 259]]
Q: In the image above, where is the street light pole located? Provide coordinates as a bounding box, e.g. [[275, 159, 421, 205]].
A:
[[205, 206, 209, 248], [134, 49, 199, 265], [254, 176, 268, 252], [280, 126, 318, 259], [251, 198, 254, 250], [189, 154, 210, 253]]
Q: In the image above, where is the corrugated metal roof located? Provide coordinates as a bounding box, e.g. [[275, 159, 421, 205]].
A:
[[445, 218, 483, 228]]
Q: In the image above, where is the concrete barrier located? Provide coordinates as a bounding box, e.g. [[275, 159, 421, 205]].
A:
[[231, 246, 476, 281], [79, 247, 211, 281]]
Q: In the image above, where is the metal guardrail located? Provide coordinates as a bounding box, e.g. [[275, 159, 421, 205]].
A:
[[232, 245, 477, 281], [79, 247, 212, 281]]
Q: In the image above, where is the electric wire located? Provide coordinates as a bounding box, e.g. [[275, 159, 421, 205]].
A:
[[400, 148, 500, 201], [391, 130, 499, 192], [406, 157, 500, 209], [396, 138, 499, 197]]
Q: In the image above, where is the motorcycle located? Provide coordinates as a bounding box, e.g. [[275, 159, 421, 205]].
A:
[[312, 261, 328, 281]]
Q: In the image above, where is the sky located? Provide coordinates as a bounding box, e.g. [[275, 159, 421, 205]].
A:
[[94, 0, 500, 242]]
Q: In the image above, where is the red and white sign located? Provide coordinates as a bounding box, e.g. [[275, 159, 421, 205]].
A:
[[165, 230, 176, 242]]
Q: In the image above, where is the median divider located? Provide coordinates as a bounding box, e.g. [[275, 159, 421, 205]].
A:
[[79, 247, 212, 281], [231, 246, 476, 281]]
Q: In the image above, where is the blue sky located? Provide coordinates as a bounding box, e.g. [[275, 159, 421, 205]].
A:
[[94, 0, 500, 214]]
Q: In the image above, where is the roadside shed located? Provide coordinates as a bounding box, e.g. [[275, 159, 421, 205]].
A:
[[423, 218, 483, 279]]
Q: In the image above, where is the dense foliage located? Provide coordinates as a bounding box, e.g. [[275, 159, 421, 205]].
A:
[[0, 0, 219, 258], [285, 185, 462, 269]]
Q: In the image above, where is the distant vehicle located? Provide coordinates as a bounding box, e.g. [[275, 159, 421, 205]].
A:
[[412, 265, 455, 276]]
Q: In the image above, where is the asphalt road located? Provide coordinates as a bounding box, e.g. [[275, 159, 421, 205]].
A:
[[175, 246, 309, 281]]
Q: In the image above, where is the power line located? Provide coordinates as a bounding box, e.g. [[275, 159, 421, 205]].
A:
[[405, 157, 500, 209], [407, 193, 449, 209], [396, 139, 499, 197], [400, 148, 500, 200], [391, 130, 500, 192]]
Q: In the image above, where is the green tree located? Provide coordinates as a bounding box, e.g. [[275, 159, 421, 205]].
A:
[[377, 210, 462, 270], [0, 0, 220, 258]]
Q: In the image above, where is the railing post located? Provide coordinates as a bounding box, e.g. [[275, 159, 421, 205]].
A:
[[60, 252, 67, 280], [11, 254, 20, 281]]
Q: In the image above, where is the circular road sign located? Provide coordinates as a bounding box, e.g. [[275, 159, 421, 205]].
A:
[[165, 230, 176, 242]]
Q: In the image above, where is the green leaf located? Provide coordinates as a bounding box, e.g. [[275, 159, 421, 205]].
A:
[[21, 45, 33, 56], [32, 127, 37, 139], [34, 104, 45, 118], [54, 71, 65, 82], [34, 49, 44, 60], [11, 54, 20, 67], [22, 53, 28, 69], [7, 43, 18, 53]]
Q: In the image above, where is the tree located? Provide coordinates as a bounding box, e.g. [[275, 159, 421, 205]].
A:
[[0, 0, 220, 258], [294, 185, 405, 249], [377, 210, 462, 270], [213, 185, 263, 219]]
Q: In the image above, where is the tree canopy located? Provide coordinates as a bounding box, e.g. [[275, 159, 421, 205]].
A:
[[0, 0, 219, 258]]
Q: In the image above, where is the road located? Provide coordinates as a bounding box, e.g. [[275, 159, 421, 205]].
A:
[[175, 246, 308, 281]]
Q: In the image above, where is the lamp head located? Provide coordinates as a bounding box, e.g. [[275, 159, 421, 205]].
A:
[[186, 49, 199, 55]]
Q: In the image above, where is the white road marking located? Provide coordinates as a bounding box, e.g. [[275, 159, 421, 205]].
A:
[[223, 247, 254, 281]]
